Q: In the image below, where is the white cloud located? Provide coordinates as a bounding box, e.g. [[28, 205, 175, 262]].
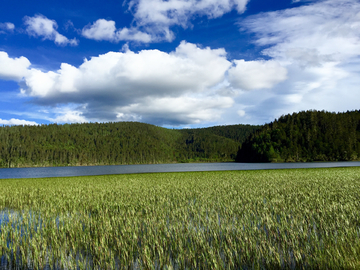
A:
[[242, 0, 360, 64], [7, 0, 360, 126], [24, 69, 57, 97], [81, 0, 250, 43], [124, 0, 250, 42], [237, 109, 245, 117], [0, 52, 31, 81], [131, 0, 249, 26], [0, 118, 38, 126], [116, 27, 152, 43], [24, 14, 78, 46], [117, 96, 234, 125], [237, 0, 360, 123], [4, 35, 314, 126], [228, 60, 287, 90], [5, 22, 15, 30], [51, 105, 88, 124], [23, 41, 231, 96], [82, 19, 116, 41], [0, 22, 15, 32], [18, 41, 233, 125], [82, 19, 152, 43]]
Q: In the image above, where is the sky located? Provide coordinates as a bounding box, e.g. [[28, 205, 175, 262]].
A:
[[0, 0, 359, 128]]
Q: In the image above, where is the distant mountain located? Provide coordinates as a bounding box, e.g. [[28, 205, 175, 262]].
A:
[[236, 110, 360, 163], [0, 122, 259, 168]]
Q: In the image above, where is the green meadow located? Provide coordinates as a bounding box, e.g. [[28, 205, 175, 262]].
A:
[[1, 168, 360, 269]]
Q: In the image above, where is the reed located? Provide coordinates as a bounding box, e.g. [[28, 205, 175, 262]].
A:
[[1, 168, 360, 269]]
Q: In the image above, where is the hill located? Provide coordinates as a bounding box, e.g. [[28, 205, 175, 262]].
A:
[[236, 110, 360, 162], [177, 124, 260, 162], [0, 122, 259, 168], [3, 109, 359, 168]]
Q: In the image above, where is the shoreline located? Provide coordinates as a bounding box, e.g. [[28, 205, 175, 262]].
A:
[[0, 161, 360, 180]]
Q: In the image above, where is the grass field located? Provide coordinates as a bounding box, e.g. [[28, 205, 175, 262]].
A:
[[1, 168, 360, 269]]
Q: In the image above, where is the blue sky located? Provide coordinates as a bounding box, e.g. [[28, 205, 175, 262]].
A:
[[1, 0, 359, 128]]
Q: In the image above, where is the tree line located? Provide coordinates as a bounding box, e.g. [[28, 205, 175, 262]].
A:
[[236, 110, 360, 162], [0, 121, 258, 168], [1, 109, 359, 168]]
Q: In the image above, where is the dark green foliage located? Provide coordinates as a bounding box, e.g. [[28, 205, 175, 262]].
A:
[[178, 124, 260, 162], [181, 124, 260, 143], [5, 109, 359, 167], [236, 110, 360, 162], [0, 122, 257, 168]]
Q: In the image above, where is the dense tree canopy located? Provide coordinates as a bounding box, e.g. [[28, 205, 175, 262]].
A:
[[0, 122, 259, 168], [2, 110, 359, 168], [236, 110, 360, 162]]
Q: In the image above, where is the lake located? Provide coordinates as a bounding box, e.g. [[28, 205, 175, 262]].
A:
[[0, 161, 360, 179]]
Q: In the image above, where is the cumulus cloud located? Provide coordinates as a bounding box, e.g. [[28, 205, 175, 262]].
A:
[[82, 19, 116, 41], [50, 105, 88, 124], [116, 96, 234, 125], [2, 37, 297, 126], [228, 60, 287, 90], [24, 14, 78, 46], [0, 118, 38, 126], [82, 19, 152, 43], [17, 41, 234, 125], [0, 52, 31, 81], [23, 41, 230, 98], [236, 0, 360, 123]]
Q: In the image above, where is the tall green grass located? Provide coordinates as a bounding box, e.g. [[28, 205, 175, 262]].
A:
[[1, 168, 360, 269]]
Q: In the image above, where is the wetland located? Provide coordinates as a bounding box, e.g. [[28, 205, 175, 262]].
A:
[[1, 168, 360, 269]]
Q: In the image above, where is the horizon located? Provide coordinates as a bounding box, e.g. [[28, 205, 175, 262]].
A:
[[1, 0, 360, 129]]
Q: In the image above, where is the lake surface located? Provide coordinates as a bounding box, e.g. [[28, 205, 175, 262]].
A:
[[0, 161, 360, 179]]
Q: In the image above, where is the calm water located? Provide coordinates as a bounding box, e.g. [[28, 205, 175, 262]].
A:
[[0, 161, 360, 179]]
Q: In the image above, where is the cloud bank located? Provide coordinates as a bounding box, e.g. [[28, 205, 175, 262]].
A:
[[2, 40, 286, 125], [21, 41, 235, 125]]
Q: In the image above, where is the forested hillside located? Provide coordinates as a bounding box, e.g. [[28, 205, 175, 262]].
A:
[[178, 124, 260, 162], [181, 124, 259, 143], [236, 110, 360, 162], [2, 110, 359, 168], [0, 122, 259, 168]]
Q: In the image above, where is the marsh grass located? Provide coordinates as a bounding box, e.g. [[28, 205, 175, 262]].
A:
[[1, 168, 360, 269]]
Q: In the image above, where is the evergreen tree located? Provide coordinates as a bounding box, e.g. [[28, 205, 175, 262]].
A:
[[236, 110, 360, 162]]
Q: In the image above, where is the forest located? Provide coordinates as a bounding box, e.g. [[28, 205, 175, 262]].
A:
[[0, 109, 359, 168], [0, 121, 258, 168], [236, 110, 360, 162]]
